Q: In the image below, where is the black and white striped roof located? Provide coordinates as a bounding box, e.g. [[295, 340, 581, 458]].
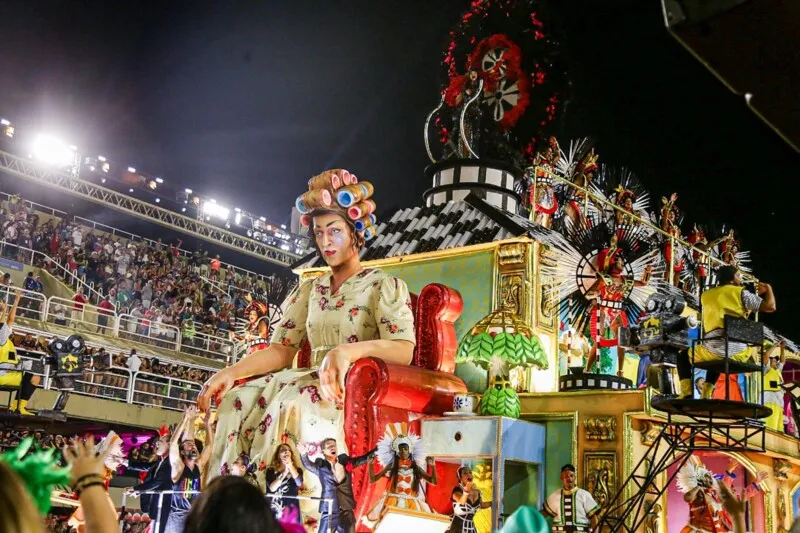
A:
[[293, 200, 514, 268]]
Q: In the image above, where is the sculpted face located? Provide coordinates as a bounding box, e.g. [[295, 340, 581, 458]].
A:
[[313, 213, 357, 268]]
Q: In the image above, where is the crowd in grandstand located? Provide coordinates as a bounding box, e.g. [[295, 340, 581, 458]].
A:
[[0, 194, 293, 362]]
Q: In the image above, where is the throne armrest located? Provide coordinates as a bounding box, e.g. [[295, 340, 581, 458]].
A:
[[344, 357, 467, 454]]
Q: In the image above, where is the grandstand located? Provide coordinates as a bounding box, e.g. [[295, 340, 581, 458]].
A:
[[0, 191, 295, 422]]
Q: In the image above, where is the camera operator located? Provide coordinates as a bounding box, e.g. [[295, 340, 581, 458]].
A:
[[0, 289, 40, 415], [676, 265, 776, 399]]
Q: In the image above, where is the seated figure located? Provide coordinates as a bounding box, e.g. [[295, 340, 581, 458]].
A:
[[198, 170, 416, 519], [676, 265, 776, 399]]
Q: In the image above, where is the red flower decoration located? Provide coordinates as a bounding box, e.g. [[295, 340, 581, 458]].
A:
[[347, 335, 359, 344], [233, 398, 242, 411], [259, 414, 273, 435], [283, 319, 296, 329], [319, 297, 328, 310], [335, 299, 345, 309], [257, 396, 267, 409]]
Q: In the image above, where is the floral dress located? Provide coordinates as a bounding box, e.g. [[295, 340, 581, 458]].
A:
[[208, 268, 415, 518]]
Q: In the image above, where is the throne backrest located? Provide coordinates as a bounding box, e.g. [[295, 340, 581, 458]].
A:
[[295, 282, 463, 373]]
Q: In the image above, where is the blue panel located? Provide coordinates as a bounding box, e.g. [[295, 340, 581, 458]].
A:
[[501, 418, 546, 463]]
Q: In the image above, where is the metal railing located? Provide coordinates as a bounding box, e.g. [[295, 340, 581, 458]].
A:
[[0, 191, 68, 217], [0, 284, 46, 318], [180, 329, 234, 363], [129, 370, 203, 411], [116, 313, 181, 351], [0, 240, 107, 303], [121, 491, 335, 533]]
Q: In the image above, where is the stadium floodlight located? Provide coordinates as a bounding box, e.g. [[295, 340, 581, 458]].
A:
[[185, 188, 193, 194], [234, 212, 242, 225], [155, 177, 164, 184], [0, 119, 9, 126], [129, 188, 134, 193], [127, 166, 136, 173], [101, 178, 106, 184], [98, 155, 106, 161], [31, 134, 76, 167], [181, 207, 186, 212], [234, 207, 241, 213], [202, 200, 230, 220], [259, 216, 266, 222], [155, 198, 160, 203]]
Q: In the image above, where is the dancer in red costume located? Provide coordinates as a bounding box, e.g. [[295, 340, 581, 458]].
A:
[[583, 238, 652, 376], [660, 193, 685, 287], [530, 137, 561, 228]]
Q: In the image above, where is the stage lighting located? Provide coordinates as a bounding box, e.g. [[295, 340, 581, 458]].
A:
[[31, 134, 76, 167], [101, 178, 106, 183], [185, 188, 193, 194], [127, 166, 136, 173], [129, 188, 134, 193], [259, 216, 266, 221], [98, 155, 106, 161], [155, 198, 160, 203], [181, 207, 186, 212], [234, 212, 242, 225], [202, 200, 230, 220], [155, 177, 164, 184], [1, 119, 14, 138]]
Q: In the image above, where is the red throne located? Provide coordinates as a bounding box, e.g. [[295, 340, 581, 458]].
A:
[[296, 283, 467, 528]]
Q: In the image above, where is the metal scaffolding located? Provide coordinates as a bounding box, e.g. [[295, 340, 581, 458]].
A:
[[0, 149, 301, 266]]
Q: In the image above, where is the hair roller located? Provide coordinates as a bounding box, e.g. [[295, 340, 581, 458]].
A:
[[308, 171, 343, 192], [349, 174, 358, 184], [295, 195, 309, 214], [347, 200, 376, 220], [336, 184, 364, 207], [300, 189, 332, 211], [341, 169, 353, 185], [362, 224, 377, 241], [300, 214, 312, 227], [352, 214, 376, 231], [357, 181, 374, 199]]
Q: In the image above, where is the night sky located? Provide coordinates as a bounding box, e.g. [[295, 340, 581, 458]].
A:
[[0, 1, 796, 335]]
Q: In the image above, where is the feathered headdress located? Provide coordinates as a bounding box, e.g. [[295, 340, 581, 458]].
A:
[[375, 422, 426, 469], [158, 425, 172, 439], [0, 437, 72, 514], [295, 169, 377, 241], [675, 456, 713, 494], [96, 431, 127, 473]]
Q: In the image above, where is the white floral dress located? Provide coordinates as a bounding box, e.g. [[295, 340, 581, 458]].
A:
[[207, 268, 416, 516]]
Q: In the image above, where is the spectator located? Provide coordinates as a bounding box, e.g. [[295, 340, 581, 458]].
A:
[[97, 295, 114, 334], [128, 349, 142, 373], [71, 288, 88, 328]]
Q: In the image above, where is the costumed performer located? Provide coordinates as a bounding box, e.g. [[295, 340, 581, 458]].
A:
[[675, 265, 776, 400], [126, 425, 174, 533], [297, 437, 373, 533], [230, 296, 270, 358], [660, 193, 684, 287], [363, 422, 438, 529], [197, 169, 415, 514], [0, 289, 40, 415], [762, 340, 787, 432], [542, 464, 600, 533], [530, 136, 561, 228], [563, 148, 599, 233], [68, 431, 127, 532], [266, 442, 304, 524], [676, 457, 732, 533], [583, 238, 653, 376], [448, 465, 491, 533]]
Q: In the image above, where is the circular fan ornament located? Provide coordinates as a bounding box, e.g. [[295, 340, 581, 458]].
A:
[[456, 306, 548, 418], [429, 0, 570, 166]]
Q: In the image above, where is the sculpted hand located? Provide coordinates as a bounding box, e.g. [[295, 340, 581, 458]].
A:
[[197, 369, 234, 411], [319, 345, 353, 403]]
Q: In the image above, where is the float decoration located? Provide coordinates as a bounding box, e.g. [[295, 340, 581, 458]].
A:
[[0, 437, 72, 514], [456, 306, 547, 418]]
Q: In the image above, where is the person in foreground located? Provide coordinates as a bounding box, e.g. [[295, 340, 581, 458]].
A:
[[184, 475, 284, 533], [197, 170, 416, 502]]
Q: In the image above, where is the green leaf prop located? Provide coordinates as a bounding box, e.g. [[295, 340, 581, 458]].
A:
[[0, 437, 72, 514]]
